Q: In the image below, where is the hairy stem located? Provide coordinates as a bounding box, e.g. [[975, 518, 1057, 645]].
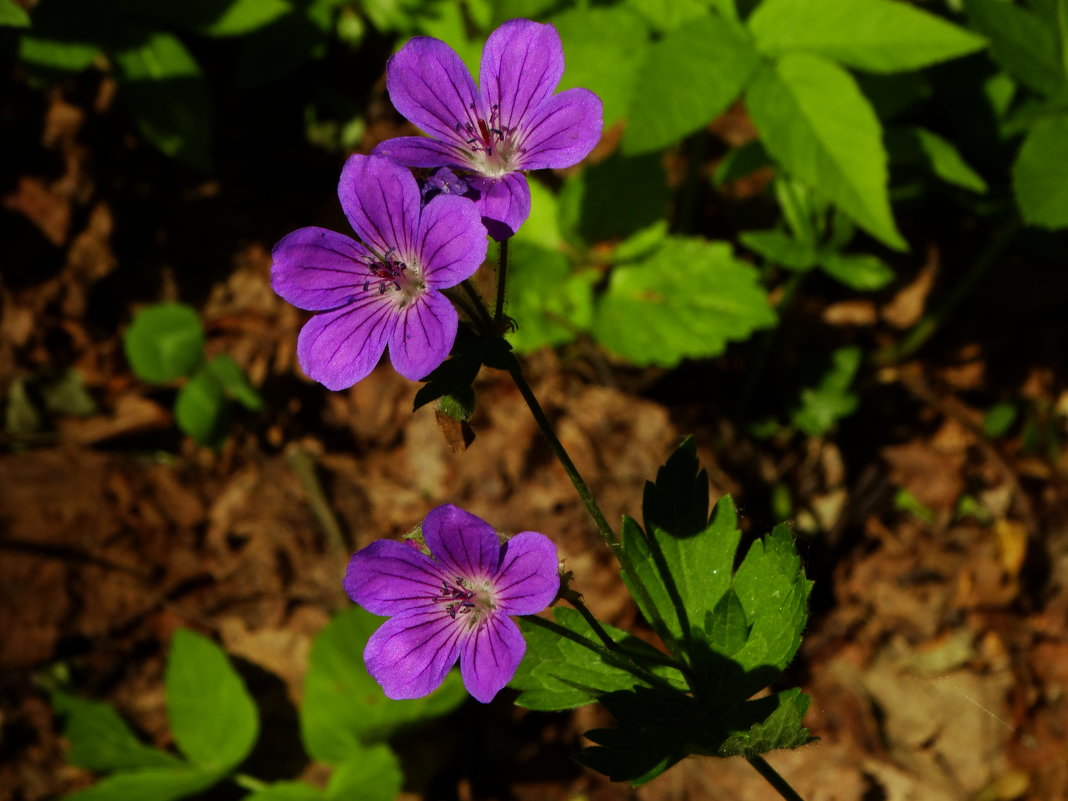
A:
[[566, 595, 620, 651], [746, 756, 808, 801]]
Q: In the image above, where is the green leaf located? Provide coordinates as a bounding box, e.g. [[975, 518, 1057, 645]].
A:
[[1012, 113, 1068, 229], [205, 354, 263, 411], [623, 13, 759, 154], [326, 746, 403, 801], [198, 0, 291, 36], [19, 35, 100, 72], [718, 688, 814, 756], [175, 369, 229, 447], [550, 6, 649, 125], [244, 782, 326, 801], [729, 524, 812, 687], [50, 691, 182, 772], [818, 252, 894, 290], [746, 54, 905, 250], [166, 629, 259, 771], [1, 0, 30, 27], [713, 139, 771, 186], [300, 607, 466, 765], [748, 0, 986, 73], [593, 237, 776, 367], [559, 152, 669, 245], [966, 0, 1064, 97], [124, 303, 205, 383], [739, 230, 820, 270], [112, 32, 212, 170], [983, 401, 1018, 438], [705, 589, 750, 658], [234, 0, 332, 89], [791, 345, 862, 436], [623, 0, 719, 32], [886, 126, 988, 193], [504, 243, 595, 352], [62, 767, 224, 801]]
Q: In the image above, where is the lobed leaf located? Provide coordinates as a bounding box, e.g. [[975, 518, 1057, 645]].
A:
[[746, 54, 905, 250], [165, 629, 259, 772], [749, 0, 986, 73]]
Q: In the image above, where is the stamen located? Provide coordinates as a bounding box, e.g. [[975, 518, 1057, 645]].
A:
[[433, 576, 478, 619], [361, 249, 408, 295]]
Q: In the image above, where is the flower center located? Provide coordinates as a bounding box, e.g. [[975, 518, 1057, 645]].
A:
[[455, 104, 521, 176], [433, 576, 494, 622], [361, 248, 425, 307]]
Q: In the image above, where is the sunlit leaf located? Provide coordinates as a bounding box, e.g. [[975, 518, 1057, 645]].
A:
[[124, 304, 205, 384]]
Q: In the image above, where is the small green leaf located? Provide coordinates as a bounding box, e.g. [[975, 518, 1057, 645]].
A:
[[819, 252, 894, 290], [1013, 113, 1068, 229], [62, 767, 225, 801], [1, 0, 31, 27], [886, 126, 988, 193], [746, 54, 905, 250], [623, 13, 759, 154], [983, 402, 1018, 438], [593, 237, 776, 367], [300, 608, 466, 765], [199, 0, 291, 36], [175, 369, 229, 446], [19, 36, 99, 73], [112, 33, 213, 170], [244, 782, 326, 801], [166, 629, 259, 772], [124, 304, 205, 383], [748, 0, 986, 73], [205, 354, 263, 411], [965, 0, 1064, 97], [791, 345, 862, 436], [51, 691, 182, 772], [739, 230, 820, 270], [326, 746, 403, 801]]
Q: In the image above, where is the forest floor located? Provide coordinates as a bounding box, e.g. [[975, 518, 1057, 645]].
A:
[[3, 69, 1068, 801]]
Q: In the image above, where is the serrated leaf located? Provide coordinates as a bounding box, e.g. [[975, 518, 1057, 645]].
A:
[[124, 304, 205, 383], [511, 607, 687, 711], [593, 237, 775, 367], [326, 745, 402, 801], [886, 126, 988, 193], [746, 54, 905, 250], [621, 515, 680, 644], [718, 688, 814, 756], [965, 0, 1064, 97], [739, 230, 820, 270], [819, 252, 894, 290], [504, 243, 595, 353], [166, 629, 259, 771], [175, 369, 229, 446], [301, 607, 466, 765], [705, 589, 749, 658], [51, 691, 181, 772], [206, 354, 263, 411], [1012, 113, 1068, 229], [749, 0, 986, 73], [623, 13, 759, 154], [1, 0, 31, 27], [62, 767, 224, 801], [112, 32, 212, 170], [551, 6, 649, 125]]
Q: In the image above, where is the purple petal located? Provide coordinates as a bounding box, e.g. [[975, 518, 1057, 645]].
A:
[[338, 154, 420, 258], [459, 614, 526, 703], [514, 88, 603, 171], [385, 36, 484, 151], [344, 539, 448, 616], [422, 504, 502, 579], [492, 531, 560, 616], [296, 299, 394, 390], [388, 291, 458, 381], [271, 227, 369, 311], [480, 20, 564, 134], [417, 194, 487, 289], [467, 173, 531, 241], [372, 136, 469, 170], [364, 609, 463, 700]]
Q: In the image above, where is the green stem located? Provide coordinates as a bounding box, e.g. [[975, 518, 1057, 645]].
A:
[[494, 238, 509, 324], [746, 756, 808, 801], [877, 217, 1021, 365], [566, 596, 620, 651], [233, 774, 268, 793]]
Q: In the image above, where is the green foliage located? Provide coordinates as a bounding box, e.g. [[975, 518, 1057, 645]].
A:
[[50, 692, 181, 772], [746, 54, 905, 249], [300, 607, 467, 765], [965, 0, 1064, 97], [0, 0, 30, 27], [1013, 113, 1068, 228], [593, 237, 776, 367], [175, 369, 229, 448], [748, 0, 986, 74], [886, 126, 988, 193], [124, 304, 205, 384], [166, 630, 259, 771], [62, 768, 226, 801], [791, 346, 862, 436]]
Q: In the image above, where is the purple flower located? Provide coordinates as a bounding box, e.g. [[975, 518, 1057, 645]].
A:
[[271, 155, 487, 390], [373, 19, 603, 241], [344, 504, 560, 703]]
